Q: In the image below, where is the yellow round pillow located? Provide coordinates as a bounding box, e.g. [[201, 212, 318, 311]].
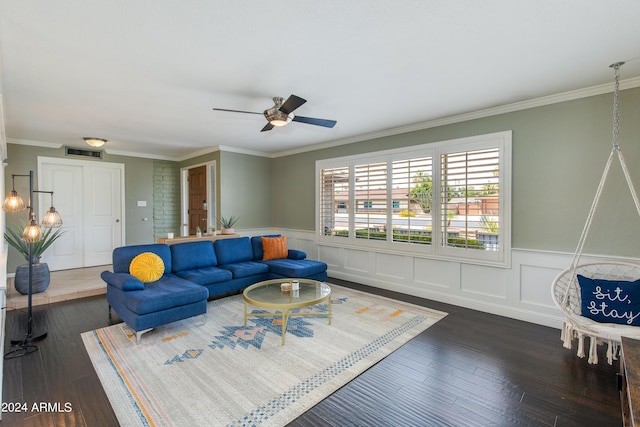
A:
[[129, 252, 165, 283]]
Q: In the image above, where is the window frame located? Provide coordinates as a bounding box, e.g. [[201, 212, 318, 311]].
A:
[[316, 131, 512, 267]]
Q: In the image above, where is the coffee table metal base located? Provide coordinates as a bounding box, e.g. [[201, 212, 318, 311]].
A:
[[243, 279, 332, 346]]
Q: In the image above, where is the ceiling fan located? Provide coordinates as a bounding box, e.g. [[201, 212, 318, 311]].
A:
[[213, 94, 337, 132]]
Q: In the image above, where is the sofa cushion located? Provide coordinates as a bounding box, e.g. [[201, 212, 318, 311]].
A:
[[263, 259, 327, 278], [129, 252, 165, 283], [262, 236, 288, 260], [113, 244, 172, 274], [220, 261, 269, 278], [171, 241, 217, 272], [175, 266, 232, 286], [123, 277, 209, 315], [214, 237, 253, 265]]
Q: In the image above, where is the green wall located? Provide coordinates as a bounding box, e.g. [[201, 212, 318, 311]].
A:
[[177, 150, 273, 229], [219, 151, 272, 229], [5, 86, 640, 269], [272, 87, 640, 257], [3, 144, 155, 271]]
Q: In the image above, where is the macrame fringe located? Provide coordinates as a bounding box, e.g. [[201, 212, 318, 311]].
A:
[[561, 319, 620, 365], [588, 336, 598, 364], [561, 321, 573, 349], [607, 341, 619, 365]]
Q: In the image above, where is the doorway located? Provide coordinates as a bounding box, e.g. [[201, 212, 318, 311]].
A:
[[38, 156, 125, 270], [181, 162, 216, 237], [188, 165, 207, 235]]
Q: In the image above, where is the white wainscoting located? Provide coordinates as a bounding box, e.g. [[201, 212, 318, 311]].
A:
[[266, 228, 640, 330]]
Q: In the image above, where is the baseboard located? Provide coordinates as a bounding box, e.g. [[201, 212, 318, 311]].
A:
[[328, 270, 564, 329]]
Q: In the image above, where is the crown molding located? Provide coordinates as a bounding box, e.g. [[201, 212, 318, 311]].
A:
[[176, 144, 272, 161], [7, 77, 640, 162], [215, 145, 272, 158], [272, 76, 640, 158], [7, 138, 63, 149], [103, 148, 176, 161], [175, 146, 220, 162]]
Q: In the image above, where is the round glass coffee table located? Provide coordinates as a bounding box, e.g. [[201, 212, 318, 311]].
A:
[[243, 278, 332, 345]]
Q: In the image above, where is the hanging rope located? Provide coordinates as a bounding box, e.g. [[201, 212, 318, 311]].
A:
[[553, 61, 640, 364], [563, 62, 640, 303]]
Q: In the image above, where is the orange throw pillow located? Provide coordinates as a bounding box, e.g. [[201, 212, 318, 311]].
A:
[[262, 236, 288, 260]]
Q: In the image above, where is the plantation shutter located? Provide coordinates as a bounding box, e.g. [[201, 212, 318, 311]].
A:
[[440, 147, 500, 251], [391, 157, 433, 245], [320, 166, 350, 237], [354, 162, 387, 240]]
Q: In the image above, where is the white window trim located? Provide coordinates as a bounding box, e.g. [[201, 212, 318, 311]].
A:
[[316, 131, 512, 268]]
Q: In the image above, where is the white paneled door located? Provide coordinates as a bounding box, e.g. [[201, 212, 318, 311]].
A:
[[38, 157, 124, 270]]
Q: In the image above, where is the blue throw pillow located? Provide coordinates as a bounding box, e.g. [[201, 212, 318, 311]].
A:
[[577, 274, 640, 326]]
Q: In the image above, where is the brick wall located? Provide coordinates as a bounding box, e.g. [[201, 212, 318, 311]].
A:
[[153, 160, 181, 239]]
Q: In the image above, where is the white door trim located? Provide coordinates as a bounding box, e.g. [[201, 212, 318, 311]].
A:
[[37, 156, 126, 265], [180, 160, 216, 237]]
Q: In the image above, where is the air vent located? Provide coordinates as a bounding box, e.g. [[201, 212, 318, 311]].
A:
[[65, 146, 103, 159]]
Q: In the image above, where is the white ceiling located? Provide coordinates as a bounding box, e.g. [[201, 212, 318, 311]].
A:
[[1, 1, 639, 160]]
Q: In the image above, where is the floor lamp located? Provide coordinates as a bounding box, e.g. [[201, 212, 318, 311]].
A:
[[3, 170, 62, 359]]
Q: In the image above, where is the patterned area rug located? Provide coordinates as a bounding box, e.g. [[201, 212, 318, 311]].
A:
[[82, 285, 446, 426]]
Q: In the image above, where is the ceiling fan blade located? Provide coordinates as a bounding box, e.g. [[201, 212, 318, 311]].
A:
[[261, 122, 274, 132], [279, 95, 306, 114], [212, 108, 262, 115], [292, 115, 337, 128]]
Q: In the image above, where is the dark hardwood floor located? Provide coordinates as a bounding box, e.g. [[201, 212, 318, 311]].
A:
[[2, 278, 622, 426]]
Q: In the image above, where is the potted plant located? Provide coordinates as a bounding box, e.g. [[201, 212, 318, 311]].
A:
[[4, 223, 65, 294], [218, 215, 239, 235]]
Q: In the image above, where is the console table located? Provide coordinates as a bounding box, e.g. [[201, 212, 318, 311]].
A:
[[621, 337, 640, 426], [157, 233, 239, 245]]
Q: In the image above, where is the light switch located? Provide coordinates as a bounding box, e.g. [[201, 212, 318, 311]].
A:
[[137, 200, 147, 207]]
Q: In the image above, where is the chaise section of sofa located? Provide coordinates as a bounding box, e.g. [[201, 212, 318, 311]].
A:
[[250, 235, 328, 282], [101, 243, 208, 343]]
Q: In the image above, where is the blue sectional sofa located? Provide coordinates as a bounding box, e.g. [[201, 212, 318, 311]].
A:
[[101, 235, 328, 342]]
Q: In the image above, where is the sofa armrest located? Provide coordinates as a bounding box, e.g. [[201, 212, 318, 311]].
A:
[[101, 270, 145, 291], [287, 249, 307, 260]]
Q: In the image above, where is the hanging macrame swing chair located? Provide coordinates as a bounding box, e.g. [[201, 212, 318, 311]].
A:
[[552, 62, 640, 365]]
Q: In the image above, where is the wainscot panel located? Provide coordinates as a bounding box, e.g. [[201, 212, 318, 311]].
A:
[[460, 263, 507, 299], [272, 229, 640, 329], [519, 264, 562, 307], [345, 249, 371, 274], [375, 253, 411, 281], [318, 245, 342, 269], [414, 257, 456, 289]]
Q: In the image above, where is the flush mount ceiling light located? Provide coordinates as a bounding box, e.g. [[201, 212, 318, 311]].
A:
[[83, 137, 107, 148]]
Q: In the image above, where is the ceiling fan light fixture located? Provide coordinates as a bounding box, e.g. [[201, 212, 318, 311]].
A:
[[83, 137, 107, 148], [264, 109, 293, 127]]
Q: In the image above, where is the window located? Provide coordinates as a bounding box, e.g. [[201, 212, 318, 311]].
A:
[[320, 166, 349, 237], [441, 147, 501, 252], [354, 162, 386, 240], [391, 156, 433, 245], [317, 131, 511, 266]]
